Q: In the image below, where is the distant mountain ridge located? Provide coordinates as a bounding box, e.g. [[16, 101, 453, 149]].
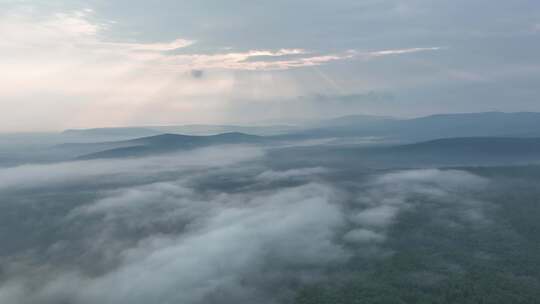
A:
[[61, 112, 540, 143], [282, 111, 540, 141], [270, 136, 540, 169], [62, 124, 298, 141], [50, 111, 540, 162], [363, 136, 540, 166], [62, 127, 160, 137], [77, 132, 263, 160]]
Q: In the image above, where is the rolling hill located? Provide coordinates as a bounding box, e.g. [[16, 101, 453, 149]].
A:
[[281, 112, 540, 141], [268, 137, 540, 169], [77, 132, 263, 159]]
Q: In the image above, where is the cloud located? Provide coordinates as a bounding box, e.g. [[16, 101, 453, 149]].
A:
[[0, 147, 356, 304], [344, 169, 491, 249], [352, 205, 401, 228], [0, 6, 446, 132], [374, 169, 488, 193], [78, 184, 346, 304], [366, 47, 442, 58], [122, 38, 194, 52], [0, 151, 496, 304], [197, 47, 442, 71], [0, 145, 264, 192], [256, 167, 328, 182], [343, 228, 386, 244], [1, 182, 349, 304], [165, 48, 353, 71], [191, 69, 204, 78], [0, 8, 348, 75]]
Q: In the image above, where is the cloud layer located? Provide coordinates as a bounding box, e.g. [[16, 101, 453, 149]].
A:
[[0, 143, 494, 304]]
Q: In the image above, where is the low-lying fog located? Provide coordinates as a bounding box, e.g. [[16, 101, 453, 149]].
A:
[[3, 142, 538, 304]]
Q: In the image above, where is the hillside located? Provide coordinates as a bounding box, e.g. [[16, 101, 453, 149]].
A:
[[77, 132, 263, 159]]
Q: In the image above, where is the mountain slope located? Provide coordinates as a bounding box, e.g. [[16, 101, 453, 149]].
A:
[[382, 137, 540, 164], [269, 137, 540, 169], [280, 112, 540, 141], [77, 132, 263, 159], [398, 112, 540, 140], [61, 127, 162, 142]]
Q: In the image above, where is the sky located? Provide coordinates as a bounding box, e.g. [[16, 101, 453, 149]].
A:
[[1, 0, 540, 132]]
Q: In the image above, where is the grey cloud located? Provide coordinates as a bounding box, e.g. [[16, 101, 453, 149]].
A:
[[191, 69, 204, 78]]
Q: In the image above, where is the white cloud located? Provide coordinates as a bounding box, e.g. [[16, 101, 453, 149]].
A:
[[367, 47, 442, 58], [352, 205, 401, 228], [343, 228, 386, 244], [346, 169, 491, 248], [256, 167, 328, 181], [374, 169, 488, 192], [2, 183, 349, 304]]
